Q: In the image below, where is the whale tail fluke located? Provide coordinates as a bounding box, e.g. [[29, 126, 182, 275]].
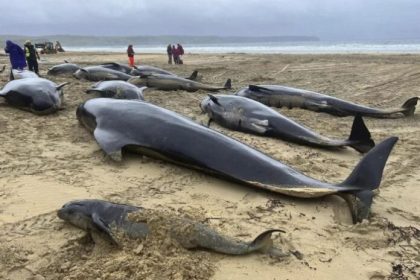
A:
[[247, 229, 289, 257], [401, 97, 418, 116], [347, 115, 375, 153], [339, 137, 398, 223]]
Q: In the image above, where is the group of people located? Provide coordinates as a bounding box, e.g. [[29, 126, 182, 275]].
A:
[[4, 40, 40, 78], [167, 44, 184, 65], [126, 43, 185, 67]]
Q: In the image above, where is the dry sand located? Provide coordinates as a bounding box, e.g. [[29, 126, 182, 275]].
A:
[[0, 52, 419, 280]]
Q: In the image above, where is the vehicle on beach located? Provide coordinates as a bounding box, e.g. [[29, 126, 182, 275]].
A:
[[34, 41, 65, 54]]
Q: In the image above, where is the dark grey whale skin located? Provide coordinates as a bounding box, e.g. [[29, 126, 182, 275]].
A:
[[47, 63, 81, 76], [128, 73, 230, 92], [236, 85, 419, 118], [0, 78, 68, 114], [77, 98, 398, 223], [100, 62, 133, 74], [73, 66, 133, 81], [57, 199, 286, 256], [86, 81, 145, 100], [200, 94, 375, 153]]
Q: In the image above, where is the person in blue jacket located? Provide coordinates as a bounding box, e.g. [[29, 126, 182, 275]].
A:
[[4, 40, 27, 79]]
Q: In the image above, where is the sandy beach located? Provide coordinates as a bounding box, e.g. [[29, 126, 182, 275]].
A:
[[0, 52, 419, 280]]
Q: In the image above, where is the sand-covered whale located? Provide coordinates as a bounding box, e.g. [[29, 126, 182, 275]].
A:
[[58, 199, 288, 257]]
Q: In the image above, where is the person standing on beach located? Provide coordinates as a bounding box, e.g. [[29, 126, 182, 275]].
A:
[[4, 40, 27, 79], [177, 43, 184, 64], [172, 45, 179, 64], [24, 40, 40, 75], [167, 44, 173, 64], [127, 44, 135, 67]]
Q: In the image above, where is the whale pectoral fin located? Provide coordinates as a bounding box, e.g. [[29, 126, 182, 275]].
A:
[[106, 73, 119, 79], [251, 119, 269, 127], [93, 128, 125, 161], [250, 124, 269, 134], [304, 100, 332, 111], [246, 118, 270, 134], [92, 213, 119, 246]]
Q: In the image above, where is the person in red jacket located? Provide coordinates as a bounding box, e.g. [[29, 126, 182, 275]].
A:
[[127, 44, 135, 67]]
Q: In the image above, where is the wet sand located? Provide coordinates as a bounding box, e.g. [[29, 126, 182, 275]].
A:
[[0, 52, 419, 279]]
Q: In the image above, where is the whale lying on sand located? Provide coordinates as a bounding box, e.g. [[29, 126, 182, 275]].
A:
[[58, 199, 288, 257], [86, 81, 145, 100], [77, 98, 398, 223], [128, 73, 230, 92], [0, 78, 69, 114], [73, 66, 132, 81], [47, 61, 81, 76], [200, 94, 375, 153], [236, 85, 418, 118]]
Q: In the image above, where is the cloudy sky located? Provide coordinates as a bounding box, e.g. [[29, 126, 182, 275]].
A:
[[0, 0, 419, 40]]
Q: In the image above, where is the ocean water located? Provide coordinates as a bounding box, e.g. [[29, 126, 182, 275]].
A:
[[64, 41, 420, 54]]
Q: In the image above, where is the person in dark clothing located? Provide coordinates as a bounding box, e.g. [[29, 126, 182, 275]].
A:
[[127, 44, 135, 67], [167, 44, 173, 64], [24, 40, 40, 74], [177, 43, 184, 64], [172, 45, 180, 65], [4, 40, 27, 79]]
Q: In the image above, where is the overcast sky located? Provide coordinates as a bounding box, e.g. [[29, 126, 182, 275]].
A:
[[1, 0, 419, 40]]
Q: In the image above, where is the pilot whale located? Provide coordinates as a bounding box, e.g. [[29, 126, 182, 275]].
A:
[[200, 94, 375, 153], [236, 85, 418, 118], [77, 98, 398, 223]]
